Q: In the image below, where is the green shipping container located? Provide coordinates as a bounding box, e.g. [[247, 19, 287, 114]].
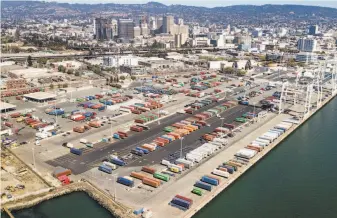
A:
[[192, 188, 203, 196], [153, 172, 170, 182]]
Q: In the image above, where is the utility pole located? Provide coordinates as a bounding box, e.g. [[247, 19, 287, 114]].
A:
[[180, 137, 184, 158]]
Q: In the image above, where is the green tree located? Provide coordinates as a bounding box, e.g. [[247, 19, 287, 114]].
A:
[[131, 76, 136, 80], [58, 84, 62, 88], [75, 71, 80, 76], [62, 83, 68, 88], [223, 67, 234, 74], [37, 57, 48, 66], [237, 69, 247, 76], [27, 55, 33, 67], [67, 69, 74, 74], [49, 84, 54, 89], [58, 65, 65, 72], [119, 76, 126, 80]]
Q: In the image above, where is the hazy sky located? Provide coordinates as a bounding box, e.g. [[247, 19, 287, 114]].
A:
[[45, 0, 337, 8]]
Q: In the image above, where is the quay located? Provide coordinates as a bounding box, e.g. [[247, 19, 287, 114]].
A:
[[181, 92, 337, 218]]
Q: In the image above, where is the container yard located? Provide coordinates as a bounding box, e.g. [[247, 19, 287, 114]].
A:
[[4, 66, 337, 218]]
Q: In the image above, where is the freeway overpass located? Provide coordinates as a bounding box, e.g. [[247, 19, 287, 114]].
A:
[[1, 47, 225, 61]]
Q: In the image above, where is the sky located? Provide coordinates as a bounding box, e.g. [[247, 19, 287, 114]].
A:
[[44, 0, 337, 8]]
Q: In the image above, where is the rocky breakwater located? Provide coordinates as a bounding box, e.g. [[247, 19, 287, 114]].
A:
[[1, 181, 135, 218]]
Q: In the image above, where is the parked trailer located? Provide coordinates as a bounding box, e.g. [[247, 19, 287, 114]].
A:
[[212, 169, 229, 178], [175, 158, 194, 168], [201, 176, 219, 186], [117, 176, 134, 187], [70, 148, 82, 155], [194, 181, 213, 191], [103, 162, 117, 170], [99, 164, 112, 174]]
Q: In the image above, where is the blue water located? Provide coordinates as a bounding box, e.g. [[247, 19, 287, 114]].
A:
[[193, 97, 337, 218]]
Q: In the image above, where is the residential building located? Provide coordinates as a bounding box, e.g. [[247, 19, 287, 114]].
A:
[[297, 38, 317, 52]]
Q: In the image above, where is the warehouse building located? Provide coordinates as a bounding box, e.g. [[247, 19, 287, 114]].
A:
[[23, 92, 56, 103], [0, 102, 17, 113]]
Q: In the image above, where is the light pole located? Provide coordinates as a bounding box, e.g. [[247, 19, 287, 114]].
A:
[[253, 102, 256, 123], [180, 137, 184, 158], [220, 117, 225, 127]]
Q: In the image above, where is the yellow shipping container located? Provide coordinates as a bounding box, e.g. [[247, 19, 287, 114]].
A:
[[170, 167, 179, 173]]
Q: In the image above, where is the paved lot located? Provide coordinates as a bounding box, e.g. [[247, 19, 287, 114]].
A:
[[46, 100, 254, 174]]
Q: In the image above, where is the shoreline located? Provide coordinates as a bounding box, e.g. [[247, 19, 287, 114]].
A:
[[182, 92, 337, 218], [1, 181, 135, 218]]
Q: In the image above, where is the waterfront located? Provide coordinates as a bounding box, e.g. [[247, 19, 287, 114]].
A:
[[193, 97, 337, 218], [2, 98, 337, 218], [2, 192, 115, 218]]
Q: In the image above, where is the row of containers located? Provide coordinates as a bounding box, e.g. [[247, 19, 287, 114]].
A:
[[185, 100, 236, 115], [77, 102, 106, 111], [134, 86, 178, 95], [73, 120, 102, 133], [1, 88, 42, 98], [120, 100, 163, 115], [171, 119, 296, 210]]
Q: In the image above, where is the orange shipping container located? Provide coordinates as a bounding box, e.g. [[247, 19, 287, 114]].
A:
[[130, 172, 147, 180], [142, 177, 160, 188]]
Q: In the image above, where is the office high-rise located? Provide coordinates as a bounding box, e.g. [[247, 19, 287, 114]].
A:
[[163, 16, 174, 34], [95, 18, 113, 41], [308, 25, 318, 35], [118, 19, 134, 39], [297, 38, 317, 52]]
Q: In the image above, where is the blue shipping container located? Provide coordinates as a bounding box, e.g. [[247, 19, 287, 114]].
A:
[[221, 165, 234, 174], [113, 133, 120, 139], [194, 181, 212, 191], [171, 197, 191, 209], [99, 165, 112, 174], [131, 149, 144, 156], [136, 147, 149, 154], [70, 148, 82, 155], [117, 177, 134, 187], [201, 176, 219, 186], [110, 158, 125, 166]]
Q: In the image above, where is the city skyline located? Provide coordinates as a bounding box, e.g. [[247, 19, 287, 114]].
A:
[[40, 0, 337, 8]]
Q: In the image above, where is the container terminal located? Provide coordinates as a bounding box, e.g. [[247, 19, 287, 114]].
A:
[[2, 60, 337, 218]]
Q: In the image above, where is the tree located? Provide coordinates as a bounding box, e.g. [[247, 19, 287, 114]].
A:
[[37, 57, 48, 66], [245, 59, 252, 70], [49, 84, 54, 89], [58, 65, 65, 72], [131, 76, 136, 80], [232, 61, 238, 69], [58, 84, 62, 88], [67, 69, 74, 74], [27, 56, 33, 67], [237, 69, 247, 76], [75, 71, 80, 76], [120, 76, 126, 80], [62, 83, 68, 88], [106, 78, 109, 85], [110, 76, 113, 83], [223, 67, 235, 74]]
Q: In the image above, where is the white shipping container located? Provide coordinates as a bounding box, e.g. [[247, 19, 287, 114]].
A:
[[39, 125, 55, 132], [186, 153, 203, 163], [268, 130, 281, 136], [103, 161, 117, 170], [236, 148, 257, 159], [258, 136, 272, 143], [175, 158, 194, 168], [212, 169, 229, 178], [161, 159, 171, 166], [213, 138, 228, 145], [255, 138, 270, 145], [251, 141, 267, 147], [263, 133, 278, 140]]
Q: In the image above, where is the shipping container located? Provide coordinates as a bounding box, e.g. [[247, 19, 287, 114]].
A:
[[212, 169, 229, 178], [99, 164, 112, 174], [194, 181, 212, 191], [142, 177, 160, 188], [110, 158, 126, 166], [142, 166, 156, 174], [153, 172, 170, 182], [117, 176, 134, 187], [201, 176, 219, 186], [130, 172, 147, 180], [192, 188, 203, 196], [70, 148, 82, 155]]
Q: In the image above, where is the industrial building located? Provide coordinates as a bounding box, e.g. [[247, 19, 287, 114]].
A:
[[139, 59, 184, 69], [103, 55, 139, 67], [0, 102, 16, 113], [23, 92, 57, 103]]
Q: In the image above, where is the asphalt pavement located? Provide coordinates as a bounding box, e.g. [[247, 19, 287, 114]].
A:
[[46, 101, 255, 174]]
